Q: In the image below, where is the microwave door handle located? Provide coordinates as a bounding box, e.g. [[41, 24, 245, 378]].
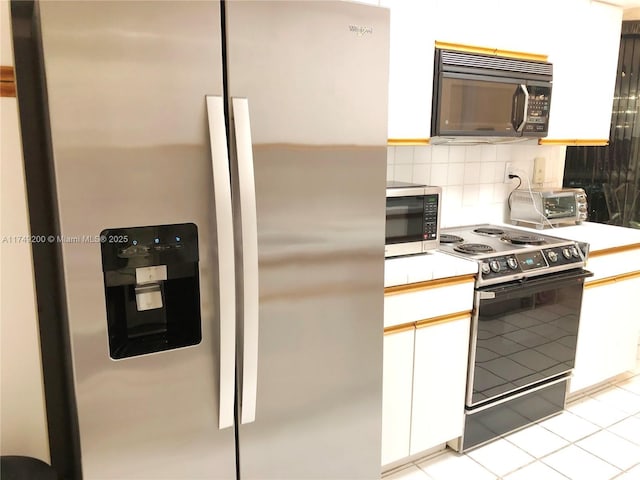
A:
[[516, 84, 529, 132], [206, 96, 236, 430], [232, 97, 259, 425]]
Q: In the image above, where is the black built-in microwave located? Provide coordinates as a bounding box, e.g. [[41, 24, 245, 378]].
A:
[[431, 49, 553, 140], [385, 181, 441, 258]]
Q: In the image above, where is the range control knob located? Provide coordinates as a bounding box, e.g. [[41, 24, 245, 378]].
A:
[[563, 248, 572, 259], [507, 257, 518, 270], [481, 262, 491, 275], [548, 251, 558, 262], [490, 260, 501, 273], [571, 246, 580, 258]]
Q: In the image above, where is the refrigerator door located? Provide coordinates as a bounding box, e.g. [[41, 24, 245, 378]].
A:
[[226, 2, 389, 478], [37, 1, 236, 478]]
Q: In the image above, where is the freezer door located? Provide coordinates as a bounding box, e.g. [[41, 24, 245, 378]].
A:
[[37, 1, 236, 478], [226, 2, 389, 478]]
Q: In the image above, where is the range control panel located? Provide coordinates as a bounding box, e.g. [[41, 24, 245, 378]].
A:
[[479, 244, 585, 284]]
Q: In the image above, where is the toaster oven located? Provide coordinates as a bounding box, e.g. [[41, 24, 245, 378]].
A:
[[510, 188, 587, 229]]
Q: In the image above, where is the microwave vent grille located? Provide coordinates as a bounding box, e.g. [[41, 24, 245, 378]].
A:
[[441, 51, 553, 77]]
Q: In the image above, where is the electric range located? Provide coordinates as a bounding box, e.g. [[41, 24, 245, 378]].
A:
[[438, 224, 593, 452], [438, 224, 588, 287]]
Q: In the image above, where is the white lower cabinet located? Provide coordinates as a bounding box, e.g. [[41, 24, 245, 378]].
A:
[[570, 276, 640, 393], [381, 328, 415, 466], [410, 315, 470, 455]]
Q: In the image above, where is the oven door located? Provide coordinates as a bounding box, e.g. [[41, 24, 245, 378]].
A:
[[467, 269, 593, 407]]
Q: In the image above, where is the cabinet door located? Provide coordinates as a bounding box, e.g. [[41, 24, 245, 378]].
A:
[[546, 0, 622, 140], [410, 315, 471, 455], [382, 0, 434, 140], [381, 328, 415, 466], [571, 279, 638, 393]]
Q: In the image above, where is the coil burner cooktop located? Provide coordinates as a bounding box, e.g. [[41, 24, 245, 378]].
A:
[[437, 224, 588, 287]]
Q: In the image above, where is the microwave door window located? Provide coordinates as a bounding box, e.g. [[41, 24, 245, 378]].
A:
[[439, 77, 517, 135], [386, 197, 423, 244]]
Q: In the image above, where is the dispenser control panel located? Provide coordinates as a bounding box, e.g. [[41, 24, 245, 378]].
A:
[[100, 223, 201, 359]]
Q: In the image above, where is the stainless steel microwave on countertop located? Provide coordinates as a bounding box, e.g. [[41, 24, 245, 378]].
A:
[[386, 181, 442, 257]]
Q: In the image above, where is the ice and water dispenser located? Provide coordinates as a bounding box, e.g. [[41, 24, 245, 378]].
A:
[[100, 223, 201, 359]]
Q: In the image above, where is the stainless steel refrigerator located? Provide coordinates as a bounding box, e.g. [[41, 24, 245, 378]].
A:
[[29, 1, 389, 478]]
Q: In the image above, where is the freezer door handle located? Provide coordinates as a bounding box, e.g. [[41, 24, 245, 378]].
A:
[[232, 97, 259, 425], [206, 96, 236, 430]]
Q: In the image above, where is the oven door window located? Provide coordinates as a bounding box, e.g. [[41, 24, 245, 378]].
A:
[[470, 274, 586, 406], [438, 74, 520, 135], [386, 196, 424, 244]]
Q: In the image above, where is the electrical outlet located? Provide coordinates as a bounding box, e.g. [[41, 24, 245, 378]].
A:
[[504, 162, 513, 183]]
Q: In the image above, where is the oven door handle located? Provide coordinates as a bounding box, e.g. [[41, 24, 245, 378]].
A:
[[478, 269, 593, 298]]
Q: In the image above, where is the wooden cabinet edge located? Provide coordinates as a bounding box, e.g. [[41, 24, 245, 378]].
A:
[[584, 270, 640, 289], [384, 275, 475, 296], [384, 310, 471, 335], [388, 139, 430, 146], [588, 243, 640, 258], [538, 139, 609, 146], [415, 311, 471, 329], [0, 66, 16, 98], [434, 41, 548, 62]]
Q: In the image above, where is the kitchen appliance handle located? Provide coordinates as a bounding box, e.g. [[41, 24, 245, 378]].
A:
[[478, 269, 593, 299], [206, 96, 236, 430], [515, 84, 529, 132], [232, 97, 259, 425]]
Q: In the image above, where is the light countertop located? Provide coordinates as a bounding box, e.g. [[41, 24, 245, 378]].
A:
[[384, 251, 477, 288]]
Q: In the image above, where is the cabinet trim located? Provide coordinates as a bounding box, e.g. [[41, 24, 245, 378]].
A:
[[584, 270, 640, 289], [0, 66, 16, 98], [538, 139, 609, 146], [415, 311, 471, 329], [383, 323, 416, 336], [384, 275, 475, 296], [388, 138, 430, 146], [588, 243, 640, 258], [434, 41, 548, 62]]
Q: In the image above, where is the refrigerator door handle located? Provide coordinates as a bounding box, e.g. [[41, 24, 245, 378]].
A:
[[232, 97, 259, 425], [206, 96, 236, 430]]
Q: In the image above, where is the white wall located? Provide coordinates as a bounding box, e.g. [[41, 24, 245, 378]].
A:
[[387, 144, 566, 227], [0, 0, 50, 462]]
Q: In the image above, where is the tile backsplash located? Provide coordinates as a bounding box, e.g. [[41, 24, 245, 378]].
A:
[[387, 144, 567, 228]]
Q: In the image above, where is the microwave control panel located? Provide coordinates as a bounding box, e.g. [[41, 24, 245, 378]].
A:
[[524, 86, 551, 134], [422, 194, 439, 240]]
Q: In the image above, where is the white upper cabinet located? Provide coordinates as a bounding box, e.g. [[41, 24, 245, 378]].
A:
[[382, 0, 622, 142], [382, 0, 435, 140], [546, 0, 622, 141]]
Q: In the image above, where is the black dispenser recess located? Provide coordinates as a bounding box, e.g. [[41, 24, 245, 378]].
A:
[[100, 223, 201, 359]]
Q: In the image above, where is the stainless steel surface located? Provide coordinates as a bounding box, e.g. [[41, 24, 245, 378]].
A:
[[226, 1, 388, 478], [510, 188, 588, 228], [385, 183, 426, 198], [231, 97, 259, 426], [384, 241, 427, 258], [206, 95, 236, 430], [38, 1, 236, 478], [438, 224, 586, 286]]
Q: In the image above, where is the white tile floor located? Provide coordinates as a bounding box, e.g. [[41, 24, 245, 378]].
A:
[[385, 355, 640, 480]]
